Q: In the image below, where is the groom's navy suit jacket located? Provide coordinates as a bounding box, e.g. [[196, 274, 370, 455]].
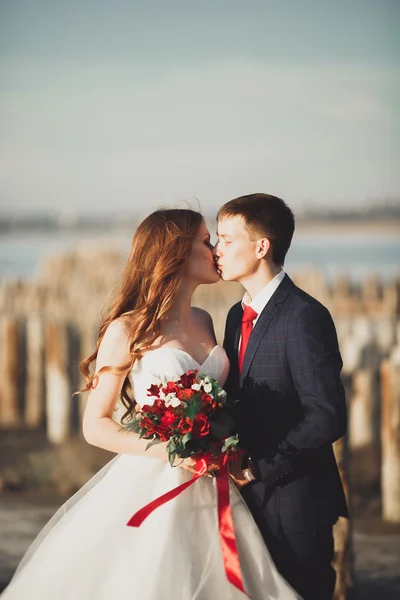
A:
[[223, 274, 348, 537]]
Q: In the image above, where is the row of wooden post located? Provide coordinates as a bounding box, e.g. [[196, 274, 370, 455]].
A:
[[0, 315, 95, 443], [1, 309, 399, 600], [1, 311, 399, 527], [381, 355, 400, 522], [0, 266, 398, 321]]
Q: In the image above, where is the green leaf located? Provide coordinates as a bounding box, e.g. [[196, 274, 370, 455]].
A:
[[179, 448, 192, 459], [122, 416, 141, 433], [145, 437, 162, 451], [166, 438, 175, 452], [182, 432, 192, 446], [185, 396, 202, 420], [175, 440, 184, 454], [221, 434, 240, 454]]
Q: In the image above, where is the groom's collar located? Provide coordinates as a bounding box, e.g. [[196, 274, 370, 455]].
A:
[[241, 269, 286, 324]]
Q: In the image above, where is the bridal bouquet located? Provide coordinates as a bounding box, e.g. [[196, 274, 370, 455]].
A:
[[125, 369, 239, 467], [125, 369, 248, 596]]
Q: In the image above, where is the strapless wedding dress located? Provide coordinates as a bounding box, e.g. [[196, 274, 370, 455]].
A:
[[1, 346, 300, 600]]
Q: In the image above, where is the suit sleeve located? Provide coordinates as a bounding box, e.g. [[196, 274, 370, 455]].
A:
[[255, 301, 347, 487]]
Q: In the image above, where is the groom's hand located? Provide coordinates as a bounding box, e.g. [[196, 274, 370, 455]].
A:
[[229, 462, 248, 489], [229, 451, 250, 489]]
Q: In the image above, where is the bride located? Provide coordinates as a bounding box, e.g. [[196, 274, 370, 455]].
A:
[[1, 208, 300, 599]]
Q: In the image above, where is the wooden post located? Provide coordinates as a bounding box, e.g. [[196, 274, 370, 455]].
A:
[[360, 272, 380, 314], [25, 315, 45, 428], [380, 357, 400, 523], [341, 317, 376, 376], [45, 320, 71, 443], [374, 316, 395, 355], [0, 315, 21, 427], [77, 322, 97, 425], [293, 268, 330, 307], [349, 369, 379, 450], [381, 278, 399, 316], [333, 435, 355, 599], [331, 273, 353, 315], [0, 281, 9, 313], [341, 337, 363, 376], [335, 318, 352, 347]]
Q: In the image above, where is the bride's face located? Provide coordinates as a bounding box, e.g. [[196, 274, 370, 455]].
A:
[[185, 222, 220, 285]]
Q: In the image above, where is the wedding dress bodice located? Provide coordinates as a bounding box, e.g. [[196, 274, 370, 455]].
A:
[[129, 345, 230, 405]]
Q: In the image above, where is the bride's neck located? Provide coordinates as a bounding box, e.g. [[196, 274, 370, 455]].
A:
[[163, 283, 196, 325]]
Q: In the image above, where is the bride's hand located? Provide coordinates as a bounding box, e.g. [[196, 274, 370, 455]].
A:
[[180, 457, 197, 474], [179, 456, 220, 477]]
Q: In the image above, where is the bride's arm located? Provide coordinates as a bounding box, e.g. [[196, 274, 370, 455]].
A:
[[82, 319, 167, 459]]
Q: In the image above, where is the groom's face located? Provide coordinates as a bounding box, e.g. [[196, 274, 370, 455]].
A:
[[214, 215, 259, 282]]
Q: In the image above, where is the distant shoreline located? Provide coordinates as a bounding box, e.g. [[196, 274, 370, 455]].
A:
[[1, 218, 400, 238], [0, 215, 400, 239], [295, 219, 400, 235]]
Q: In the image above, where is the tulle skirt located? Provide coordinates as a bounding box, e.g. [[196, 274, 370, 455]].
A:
[[1, 454, 300, 600]]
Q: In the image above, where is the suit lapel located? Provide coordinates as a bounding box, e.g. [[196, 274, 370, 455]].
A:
[[234, 317, 241, 355], [227, 313, 241, 382], [239, 274, 293, 385]]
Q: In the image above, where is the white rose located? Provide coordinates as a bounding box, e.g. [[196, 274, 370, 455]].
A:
[[169, 396, 181, 408], [165, 393, 180, 407], [191, 383, 201, 391], [204, 383, 212, 394]]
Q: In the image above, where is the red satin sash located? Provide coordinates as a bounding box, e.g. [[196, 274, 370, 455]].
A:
[[127, 456, 249, 597]]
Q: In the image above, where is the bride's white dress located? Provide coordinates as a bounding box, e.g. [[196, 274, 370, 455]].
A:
[[1, 346, 300, 600]]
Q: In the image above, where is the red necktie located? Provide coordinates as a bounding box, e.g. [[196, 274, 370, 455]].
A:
[[238, 306, 258, 373]]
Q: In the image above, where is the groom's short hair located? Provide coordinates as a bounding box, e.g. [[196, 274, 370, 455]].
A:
[[217, 193, 295, 266]]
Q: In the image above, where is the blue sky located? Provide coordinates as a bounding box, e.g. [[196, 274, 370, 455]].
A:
[[0, 0, 399, 217]]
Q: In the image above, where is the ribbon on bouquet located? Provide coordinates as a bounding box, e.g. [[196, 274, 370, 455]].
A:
[[126, 455, 250, 597]]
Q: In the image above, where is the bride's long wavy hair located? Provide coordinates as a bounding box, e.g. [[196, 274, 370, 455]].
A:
[[80, 208, 204, 422]]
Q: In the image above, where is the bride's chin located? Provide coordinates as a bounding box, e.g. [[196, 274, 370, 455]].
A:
[[205, 272, 221, 284]]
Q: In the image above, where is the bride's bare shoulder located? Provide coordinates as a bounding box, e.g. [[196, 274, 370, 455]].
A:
[[97, 318, 132, 363], [104, 317, 131, 339]]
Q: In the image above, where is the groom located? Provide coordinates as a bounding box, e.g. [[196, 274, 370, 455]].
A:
[[214, 194, 348, 600]]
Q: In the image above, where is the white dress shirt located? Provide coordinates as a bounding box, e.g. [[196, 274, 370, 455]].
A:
[[242, 269, 286, 327]]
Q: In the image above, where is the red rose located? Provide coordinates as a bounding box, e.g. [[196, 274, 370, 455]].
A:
[[179, 388, 196, 402], [140, 417, 157, 437], [192, 414, 211, 439], [150, 421, 170, 442], [141, 401, 165, 417], [180, 370, 198, 388], [178, 417, 193, 434], [200, 392, 216, 410], [162, 382, 182, 397], [160, 409, 178, 427], [151, 399, 166, 415], [147, 384, 161, 398]]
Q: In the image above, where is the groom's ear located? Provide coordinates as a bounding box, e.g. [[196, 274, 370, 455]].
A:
[[256, 238, 271, 259]]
